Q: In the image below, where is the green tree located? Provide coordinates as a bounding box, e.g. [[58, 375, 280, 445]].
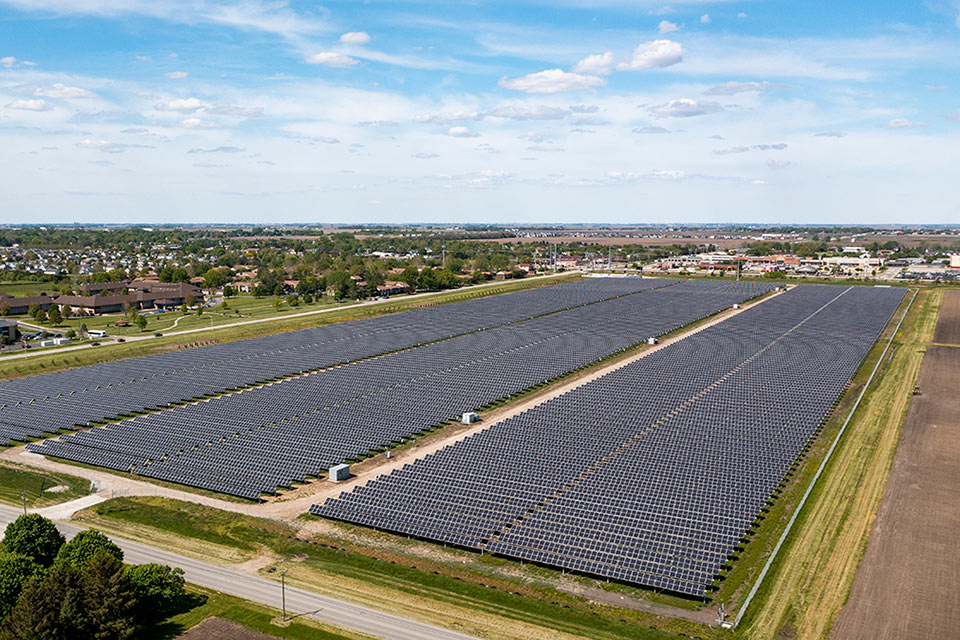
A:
[[35, 309, 47, 324], [0, 301, 8, 316], [47, 306, 62, 326], [0, 561, 83, 640], [80, 552, 138, 640], [302, 293, 313, 304], [55, 530, 123, 572], [2, 514, 65, 567], [399, 265, 420, 288], [222, 285, 235, 298], [79, 322, 88, 338], [124, 563, 185, 619], [0, 552, 40, 621], [134, 315, 148, 332]]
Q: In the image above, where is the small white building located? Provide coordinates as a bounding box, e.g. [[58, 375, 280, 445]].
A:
[[328, 463, 350, 482]]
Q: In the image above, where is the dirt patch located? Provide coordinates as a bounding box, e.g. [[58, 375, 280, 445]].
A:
[[177, 617, 279, 640], [933, 290, 960, 344], [831, 345, 960, 639], [44, 484, 68, 493]]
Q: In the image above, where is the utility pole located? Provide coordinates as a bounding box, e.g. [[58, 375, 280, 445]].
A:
[[18, 492, 27, 515], [280, 569, 288, 622], [608, 246, 612, 272]]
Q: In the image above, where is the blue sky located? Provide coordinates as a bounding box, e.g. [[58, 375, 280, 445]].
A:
[[1, 0, 958, 224]]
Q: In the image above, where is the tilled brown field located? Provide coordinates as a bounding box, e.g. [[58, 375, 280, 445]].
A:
[[933, 290, 960, 344], [177, 617, 279, 640], [831, 343, 960, 639]]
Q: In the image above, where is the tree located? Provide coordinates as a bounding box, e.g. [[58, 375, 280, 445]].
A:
[[222, 285, 235, 298], [79, 322, 88, 338], [0, 552, 40, 621], [80, 552, 138, 640], [47, 306, 62, 326], [34, 309, 47, 324], [0, 561, 83, 640], [0, 301, 8, 316], [272, 284, 284, 297], [55, 530, 123, 572], [399, 266, 420, 288], [64, 329, 76, 339], [302, 293, 313, 304], [124, 564, 185, 619], [134, 315, 147, 332], [2, 514, 65, 567], [251, 284, 265, 298]]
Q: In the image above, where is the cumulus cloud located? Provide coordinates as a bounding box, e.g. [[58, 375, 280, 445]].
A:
[[572, 116, 609, 126], [704, 81, 774, 95], [573, 52, 615, 76], [714, 143, 787, 154], [178, 117, 217, 129], [815, 131, 846, 138], [527, 144, 565, 152], [713, 145, 750, 155], [5, 98, 51, 111], [34, 83, 97, 99], [649, 98, 722, 118], [738, 12, 748, 18], [888, 118, 927, 128], [412, 151, 439, 159], [700, 14, 711, 24], [413, 111, 481, 125], [165, 71, 188, 79], [499, 69, 605, 94], [633, 125, 670, 134], [187, 146, 245, 153], [445, 126, 481, 138], [305, 52, 358, 67], [155, 97, 205, 113], [0, 56, 15, 68], [355, 120, 398, 127], [485, 105, 569, 120], [340, 31, 371, 45], [519, 131, 551, 143], [206, 104, 264, 118], [616, 40, 683, 71], [767, 160, 791, 170], [658, 20, 680, 34]]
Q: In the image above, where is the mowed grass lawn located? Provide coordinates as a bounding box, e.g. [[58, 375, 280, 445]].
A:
[[738, 288, 941, 639], [80, 497, 714, 640], [0, 461, 89, 508], [149, 585, 376, 640]]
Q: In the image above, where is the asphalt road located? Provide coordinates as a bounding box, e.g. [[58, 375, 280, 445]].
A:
[[0, 504, 479, 640]]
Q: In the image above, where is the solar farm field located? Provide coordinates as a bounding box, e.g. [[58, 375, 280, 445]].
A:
[[22, 278, 773, 498], [0, 277, 656, 445], [311, 285, 906, 597]]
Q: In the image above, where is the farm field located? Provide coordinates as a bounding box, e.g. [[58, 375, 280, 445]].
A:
[[737, 288, 941, 639], [830, 301, 960, 639]]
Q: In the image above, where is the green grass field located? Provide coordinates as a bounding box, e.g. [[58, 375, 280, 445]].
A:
[[79, 497, 711, 640], [0, 461, 89, 508], [0, 281, 60, 297], [148, 585, 375, 640]]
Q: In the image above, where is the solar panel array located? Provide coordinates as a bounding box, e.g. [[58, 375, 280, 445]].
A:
[[311, 284, 905, 596], [25, 279, 773, 498], [1, 277, 663, 439]]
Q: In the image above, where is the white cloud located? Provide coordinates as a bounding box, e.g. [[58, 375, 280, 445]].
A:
[[519, 131, 551, 143], [700, 14, 711, 24], [950, 109, 960, 121], [658, 20, 679, 34], [305, 52, 358, 67], [445, 126, 481, 138], [633, 125, 670, 134], [0, 56, 16, 68], [888, 118, 927, 128], [714, 143, 787, 155], [178, 117, 217, 129], [413, 111, 481, 125], [815, 131, 847, 138], [76, 138, 152, 154], [499, 69, 605, 94], [155, 97, 205, 113], [340, 31, 371, 45], [412, 151, 439, 159], [738, 12, 748, 19], [649, 98, 722, 118], [704, 81, 774, 95], [925, 84, 946, 90], [165, 71, 188, 79], [573, 51, 615, 76], [569, 104, 598, 114], [355, 120, 398, 127], [187, 146, 245, 153], [5, 98, 51, 111], [616, 40, 684, 71], [33, 83, 97, 99], [485, 105, 569, 120], [767, 160, 791, 170]]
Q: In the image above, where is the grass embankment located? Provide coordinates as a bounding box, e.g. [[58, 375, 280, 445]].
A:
[[737, 288, 941, 639], [150, 585, 375, 640], [79, 497, 714, 640], [0, 461, 89, 508], [0, 274, 578, 380]]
